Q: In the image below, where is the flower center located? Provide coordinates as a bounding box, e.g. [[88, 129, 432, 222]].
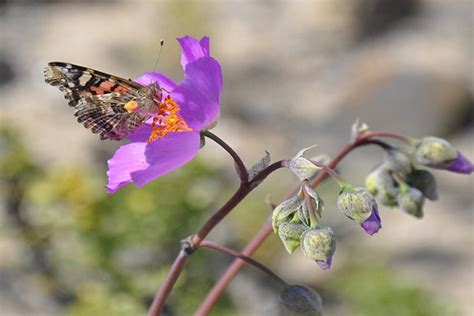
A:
[[148, 96, 191, 142]]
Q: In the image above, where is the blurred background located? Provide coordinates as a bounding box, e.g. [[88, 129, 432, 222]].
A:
[[1, 0, 472, 315]]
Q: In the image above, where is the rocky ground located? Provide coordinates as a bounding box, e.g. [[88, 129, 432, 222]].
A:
[[1, 0, 472, 315]]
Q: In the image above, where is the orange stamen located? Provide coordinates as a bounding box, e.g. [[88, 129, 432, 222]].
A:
[[148, 96, 191, 142]]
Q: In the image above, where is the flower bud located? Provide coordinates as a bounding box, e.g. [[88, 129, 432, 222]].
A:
[[397, 188, 425, 218], [300, 227, 335, 269], [405, 168, 438, 200], [272, 196, 304, 233], [278, 222, 307, 254], [280, 284, 323, 316], [337, 186, 381, 235], [414, 137, 473, 174], [383, 150, 412, 174], [365, 167, 399, 207]]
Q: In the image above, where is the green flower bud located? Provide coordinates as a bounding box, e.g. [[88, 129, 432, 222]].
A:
[[280, 284, 323, 316], [337, 186, 381, 235], [405, 168, 438, 200], [383, 150, 412, 174], [337, 186, 376, 224], [300, 227, 335, 268], [278, 222, 307, 254], [272, 196, 304, 233], [365, 167, 399, 207], [397, 187, 425, 218], [414, 137, 457, 168]]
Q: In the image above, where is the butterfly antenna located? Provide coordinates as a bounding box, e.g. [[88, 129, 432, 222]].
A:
[[153, 39, 165, 73]]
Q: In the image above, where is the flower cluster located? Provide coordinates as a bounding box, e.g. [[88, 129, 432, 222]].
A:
[[273, 134, 472, 270], [366, 137, 472, 218], [273, 149, 381, 270]]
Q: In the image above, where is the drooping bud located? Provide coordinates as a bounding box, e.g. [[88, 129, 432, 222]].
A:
[[405, 168, 438, 200], [300, 227, 336, 269], [272, 196, 304, 233], [288, 145, 321, 180], [278, 222, 307, 254], [365, 167, 399, 207], [383, 149, 412, 174], [414, 137, 473, 174], [337, 186, 381, 235], [397, 187, 425, 218], [280, 284, 323, 316]]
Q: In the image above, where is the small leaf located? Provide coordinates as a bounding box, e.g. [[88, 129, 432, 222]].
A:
[[350, 118, 370, 142], [248, 151, 271, 182]]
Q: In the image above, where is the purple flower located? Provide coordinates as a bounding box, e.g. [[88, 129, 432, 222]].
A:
[[446, 152, 473, 174], [360, 206, 382, 235], [414, 137, 473, 174], [316, 257, 332, 270], [105, 36, 222, 194]]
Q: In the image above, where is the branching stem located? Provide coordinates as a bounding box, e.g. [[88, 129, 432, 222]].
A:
[[194, 130, 409, 314]]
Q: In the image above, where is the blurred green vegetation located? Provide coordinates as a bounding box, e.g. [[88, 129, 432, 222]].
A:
[[327, 262, 458, 316], [0, 120, 458, 315], [0, 120, 235, 315]]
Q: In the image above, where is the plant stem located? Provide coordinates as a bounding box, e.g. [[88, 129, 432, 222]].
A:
[[192, 184, 251, 245], [200, 240, 288, 288], [195, 130, 400, 314], [202, 131, 249, 183], [148, 158, 286, 315], [309, 160, 345, 188], [194, 222, 274, 316], [302, 182, 319, 228], [357, 131, 411, 143], [147, 250, 188, 316]]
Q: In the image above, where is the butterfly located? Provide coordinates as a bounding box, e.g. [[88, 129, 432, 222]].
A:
[[44, 62, 162, 140]]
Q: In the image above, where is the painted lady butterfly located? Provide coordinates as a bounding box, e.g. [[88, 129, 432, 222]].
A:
[[44, 62, 162, 140]]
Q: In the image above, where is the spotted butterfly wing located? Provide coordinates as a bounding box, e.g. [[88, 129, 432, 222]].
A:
[[44, 62, 161, 140]]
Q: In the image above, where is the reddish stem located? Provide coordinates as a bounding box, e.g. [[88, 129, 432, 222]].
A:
[[148, 161, 287, 315], [200, 241, 287, 287], [195, 130, 405, 314], [147, 251, 188, 316]]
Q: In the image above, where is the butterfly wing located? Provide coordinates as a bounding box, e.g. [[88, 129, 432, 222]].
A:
[[44, 62, 152, 140]]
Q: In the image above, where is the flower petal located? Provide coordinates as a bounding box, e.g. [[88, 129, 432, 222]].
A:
[[131, 132, 201, 185], [446, 152, 473, 174], [316, 257, 332, 270], [105, 132, 201, 193], [105, 141, 148, 194], [178, 36, 210, 69], [172, 57, 222, 130], [134, 71, 177, 95], [361, 206, 382, 235]]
